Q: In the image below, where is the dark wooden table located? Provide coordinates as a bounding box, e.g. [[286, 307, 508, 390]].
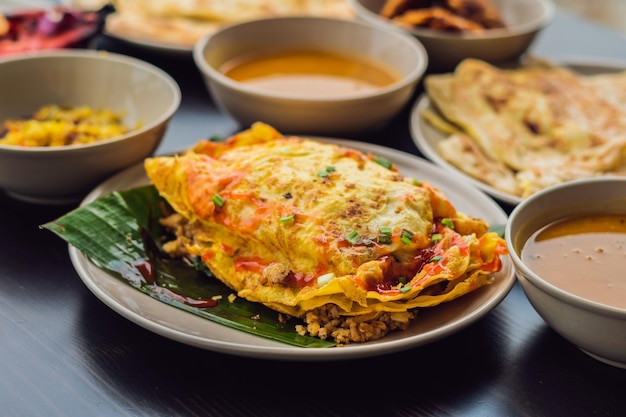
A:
[[2, 9, 626, 417]]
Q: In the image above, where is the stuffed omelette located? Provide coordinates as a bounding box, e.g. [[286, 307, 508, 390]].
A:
[[145, 123, 507, 344]]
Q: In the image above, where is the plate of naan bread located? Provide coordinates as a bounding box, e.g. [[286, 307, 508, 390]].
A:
[[66, 123, 514, 361], [65, 0, 354, 53], [411, 56, 626, 206]]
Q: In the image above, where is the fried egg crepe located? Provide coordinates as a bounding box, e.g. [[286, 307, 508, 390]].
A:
[[145, 123, 506, 342], [424, 59, 626, 198]]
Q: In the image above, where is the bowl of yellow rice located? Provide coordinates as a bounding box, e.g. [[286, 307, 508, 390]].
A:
[[0, 49, 180, 204]]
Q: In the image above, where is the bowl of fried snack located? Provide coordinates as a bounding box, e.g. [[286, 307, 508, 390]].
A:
[[0, 49, 181, 204], [506, 177, 626, 369], [193, 15, 428, 136], [347, 0, 555, 72]]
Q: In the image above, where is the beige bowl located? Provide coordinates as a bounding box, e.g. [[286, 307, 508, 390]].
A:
[[505, 177, 626, 368], [347, 0, 555, 72], [192, 16, 428, 136], [0, 50, 181, 204]]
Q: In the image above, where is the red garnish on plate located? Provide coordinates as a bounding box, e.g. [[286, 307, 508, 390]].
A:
[[0, 4, 113, 56]]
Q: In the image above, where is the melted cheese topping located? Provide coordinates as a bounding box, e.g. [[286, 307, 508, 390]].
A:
[[145, 123, 507, 317]]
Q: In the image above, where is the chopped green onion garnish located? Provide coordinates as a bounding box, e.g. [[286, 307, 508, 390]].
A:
[[441, 218, 455, 229], [401, 229, 414, 245], [428, 255, 443, 263], [317, 273, 335, 286], [398, 276, 407, 284], [379, 226, 392, 235], [377, 235, 391, 244], [318, 166, 336, 178], [346, 230, 361, 245], [212, 194, 225, 207], [373, 156, 393, 169], [280, 215, 295, 223], [399, 285, 412, 293], [431, 233, 443, 243], [410, 178, 422, 186]]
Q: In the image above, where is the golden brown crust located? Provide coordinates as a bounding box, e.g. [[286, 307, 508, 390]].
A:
[[380, 0, 505, 33], [380, 0, 431, 18], [443, 0, 505, 29], [394, 7, 486, 32]]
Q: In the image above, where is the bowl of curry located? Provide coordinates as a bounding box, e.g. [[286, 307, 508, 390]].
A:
[[193, 15, 428, 136], [505, 177, 626, 369], [0, 49, 181, 204]]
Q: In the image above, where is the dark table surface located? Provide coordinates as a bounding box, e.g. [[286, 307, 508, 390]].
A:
[[2, 8, 626, 417]]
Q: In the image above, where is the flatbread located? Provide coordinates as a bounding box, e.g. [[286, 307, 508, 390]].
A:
[[423, 59, 626, 198], [100, 0, 353, 49]]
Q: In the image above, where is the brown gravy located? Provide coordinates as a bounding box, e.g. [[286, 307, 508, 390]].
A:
[[218, 49, 400, 98], [521, 213, 626, 309]]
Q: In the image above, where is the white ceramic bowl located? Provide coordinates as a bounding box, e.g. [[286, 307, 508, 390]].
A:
[[0, 50, 181, 204], [505, 177, 626, 369], [193, 16, 428, 136], [347, 0, 555, 72]]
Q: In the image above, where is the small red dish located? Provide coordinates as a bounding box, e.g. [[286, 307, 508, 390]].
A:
[[0, 4, 113, 56]]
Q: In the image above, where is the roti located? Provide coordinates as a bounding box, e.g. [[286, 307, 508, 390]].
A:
[[423, 59, 626, 199], [81, 0, 353, 49]]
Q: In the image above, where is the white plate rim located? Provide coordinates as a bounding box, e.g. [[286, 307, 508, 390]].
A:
[[69, 138, 515, 361], [102, 28, 193, 56], [58, 0, 196, 54], [410, 58, 626, 207]]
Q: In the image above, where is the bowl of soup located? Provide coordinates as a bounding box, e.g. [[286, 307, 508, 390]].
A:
[[505, 177, 626, 368], [192, 16, 428, 136]]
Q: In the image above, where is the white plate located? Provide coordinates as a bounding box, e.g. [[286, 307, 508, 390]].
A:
[[62, 0, 355, 56], [60, 0, 195, 55], [410, 58, 626, 207], [103, 29, 194, 56], [69, 139, 514, 361]]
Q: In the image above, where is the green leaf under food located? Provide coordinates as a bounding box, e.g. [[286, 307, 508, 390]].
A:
[[489, 223, 506, 238], [42, 186, 335, 348]]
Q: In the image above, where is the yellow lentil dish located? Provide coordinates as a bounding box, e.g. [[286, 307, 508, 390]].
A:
[[0, 105, 139, 147]]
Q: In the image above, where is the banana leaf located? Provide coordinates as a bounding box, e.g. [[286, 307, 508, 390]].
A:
[[489, 223, 505, 238], [42, 185, 335, 348]]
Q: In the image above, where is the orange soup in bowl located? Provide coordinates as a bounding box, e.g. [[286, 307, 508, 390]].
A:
[[521, 213, 626, 309], [218, 49, 401, 98]]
